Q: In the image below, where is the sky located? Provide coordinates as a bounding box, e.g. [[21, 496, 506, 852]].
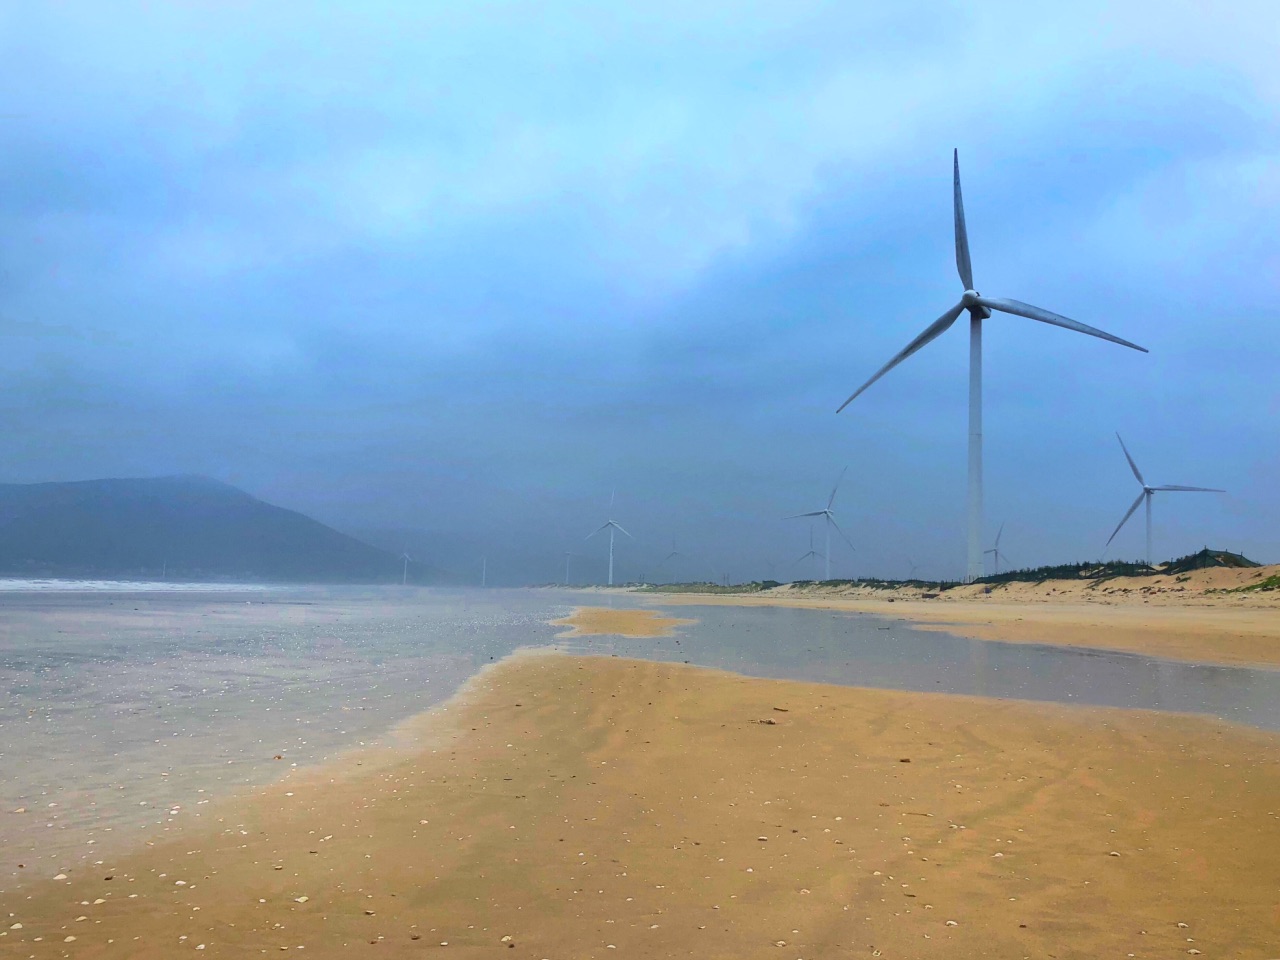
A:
[[1, 0, 1277, 584]]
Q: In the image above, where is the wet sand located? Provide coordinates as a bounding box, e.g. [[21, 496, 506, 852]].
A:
[[5, 649, 1278, 958], [645, 590, 1280, 669]]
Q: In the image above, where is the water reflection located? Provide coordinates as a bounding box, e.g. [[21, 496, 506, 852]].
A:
[[566, 603, 1280, 731]]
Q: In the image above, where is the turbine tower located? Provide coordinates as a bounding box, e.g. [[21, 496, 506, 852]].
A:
[[786, 468, 855, 581], [1106, 433, 1225, 565], [983, 523, 1009, 576], [838, 150, 1148, 582], [586, 492, 632, 587]]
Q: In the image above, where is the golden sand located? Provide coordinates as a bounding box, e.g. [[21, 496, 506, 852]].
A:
[[552, 605, 696, 638], [4, 652, 1278, 958]]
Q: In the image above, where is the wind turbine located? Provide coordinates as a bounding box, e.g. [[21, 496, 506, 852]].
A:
[[586, 492, 632, 586], [837, 150, 1148, 582], [983, 523, 1010, 576], [400, 545, 412, 586], [1106, 433, 1225, 566], [795, 528, 822, 579], [786, 467, 855, 581]]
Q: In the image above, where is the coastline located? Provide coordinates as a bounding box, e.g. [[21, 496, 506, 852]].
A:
[[5, 647, 1278, 958], [636, 585, 1280, 669]]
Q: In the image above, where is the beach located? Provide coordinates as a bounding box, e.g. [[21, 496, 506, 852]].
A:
[[4, 606, 1278, 958], [641, 564, 1280, 669]]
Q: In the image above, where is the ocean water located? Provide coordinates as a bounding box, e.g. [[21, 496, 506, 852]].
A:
[[2, 585, 1276, 887]]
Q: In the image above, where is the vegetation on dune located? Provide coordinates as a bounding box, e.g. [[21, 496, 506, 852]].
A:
[[973, 548, 1259, 587], [638, 549, 1264, 593], [1223, 572, 1280, 593], [635, 580, 782, 594]]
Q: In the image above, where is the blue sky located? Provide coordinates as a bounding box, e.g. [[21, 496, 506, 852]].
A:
[[1, 1, 1277, 582]]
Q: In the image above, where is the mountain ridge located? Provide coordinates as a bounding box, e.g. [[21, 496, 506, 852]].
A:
[[0, 475, 422, 583]]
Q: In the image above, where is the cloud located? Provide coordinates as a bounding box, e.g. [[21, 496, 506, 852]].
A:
[[0, 0, 1276, 578]]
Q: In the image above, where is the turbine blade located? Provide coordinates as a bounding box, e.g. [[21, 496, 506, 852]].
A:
[[836, 301, 965, 412], [953, 148, 974, 289], [612, 522, 634, 539], [1106, 491, 1147, 546], [994, 521, 1004, 549], [786, 511, 827, 519], [827, 466, 848, 510], [976, 297, 1147, 352], [585, 522, 611, 540], [1113, 432, 1147, 487], [1149, 485, 1225, 493], [828, 516, 856, 552]]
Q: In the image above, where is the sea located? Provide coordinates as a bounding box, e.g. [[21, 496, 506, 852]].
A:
[[2, 582, 1277, 887]]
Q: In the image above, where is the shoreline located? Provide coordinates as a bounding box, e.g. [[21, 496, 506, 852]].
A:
[[636, 588, 1280, 669], [4, 648, 1278, 958]]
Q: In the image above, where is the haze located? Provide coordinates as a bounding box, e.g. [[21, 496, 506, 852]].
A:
[[1, 1, 1276, 584]]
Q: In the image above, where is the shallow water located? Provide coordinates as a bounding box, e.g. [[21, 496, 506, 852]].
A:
[[2, 586, 1276, 886]]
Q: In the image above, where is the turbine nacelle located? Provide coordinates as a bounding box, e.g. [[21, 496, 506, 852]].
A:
[[960, 289, 992, 319]]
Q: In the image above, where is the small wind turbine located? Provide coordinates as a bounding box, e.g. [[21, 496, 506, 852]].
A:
[[906, 557, 919, 581], [563, 551, 574, 586], [837, 150, 1148, 583], [400, 545, 412, 586], [1106, 434, 1225, 566], [586, 492, 632, 587], [983, 523, 1010, 576], [786, 467, 855, 581], [481, 556, 487, 588]]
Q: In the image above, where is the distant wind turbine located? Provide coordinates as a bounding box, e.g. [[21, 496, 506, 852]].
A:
[[400, 545, 412, 586], [794, 528, 823, 579], [481, 556, 487, 588], [1106, 434, 1225, 565], [983, 523, 1010, 575], [786, 468, 855, 581], [654, 539, 682, 581], [837, 150, 1148, 583], [586, 492, 632, 587]]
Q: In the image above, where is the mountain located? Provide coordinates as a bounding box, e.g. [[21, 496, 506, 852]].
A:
[[0, 475, 417, 583]]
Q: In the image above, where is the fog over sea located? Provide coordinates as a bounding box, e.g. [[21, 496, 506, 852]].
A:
[[3, 584, 1277, 888]]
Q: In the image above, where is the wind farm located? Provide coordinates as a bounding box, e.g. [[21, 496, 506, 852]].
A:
[[4, 7, 1279, 960]]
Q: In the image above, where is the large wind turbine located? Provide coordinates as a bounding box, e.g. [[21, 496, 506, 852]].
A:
[[586, 493, 632, 587], [838, 150, 1148, 582], [1106, 433, 1224, 565], [786, 468, 855, 581], [400, 545, 412, 586]]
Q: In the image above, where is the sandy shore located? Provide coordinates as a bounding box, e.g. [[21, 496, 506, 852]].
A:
[[5, 639, 1278, 958], [641, 577, 1280, 669]]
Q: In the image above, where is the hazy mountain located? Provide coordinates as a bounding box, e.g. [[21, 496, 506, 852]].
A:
[[0, 475, 424, 583]]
